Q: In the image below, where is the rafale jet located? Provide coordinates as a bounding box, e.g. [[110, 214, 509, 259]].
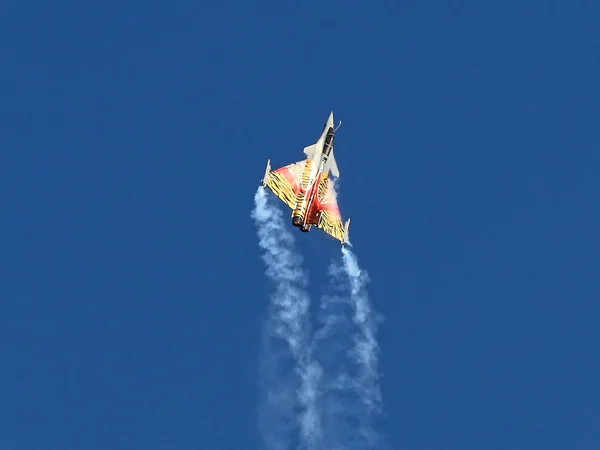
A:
[[261, 111, 351, 245]]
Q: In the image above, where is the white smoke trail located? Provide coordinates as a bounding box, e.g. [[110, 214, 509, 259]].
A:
[[251, 186, 322, 450], [341, 247, 382, 416], [314, 246, 383, 449]]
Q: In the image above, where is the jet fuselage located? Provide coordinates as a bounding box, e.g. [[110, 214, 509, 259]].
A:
[[291, 118, 336, 231], [261, 111, 349, 244]]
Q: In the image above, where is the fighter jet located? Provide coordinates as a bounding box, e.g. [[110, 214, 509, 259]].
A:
[[261, 111, 351, 245]]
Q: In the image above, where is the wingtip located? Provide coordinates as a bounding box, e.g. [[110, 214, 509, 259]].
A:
[[342, 217, 351, 245], [262, 159, 271, 186]]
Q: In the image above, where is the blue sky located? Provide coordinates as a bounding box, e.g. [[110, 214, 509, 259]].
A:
[[1, 0, 599, 449]]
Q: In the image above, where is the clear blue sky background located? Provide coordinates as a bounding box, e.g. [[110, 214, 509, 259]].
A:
[[1, 1, 599, 449]]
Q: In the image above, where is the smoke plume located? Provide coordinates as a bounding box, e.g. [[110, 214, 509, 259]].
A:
[[251, 187, 322, 450], [252, 186, 383, 449], [313, 247, 383, 449]]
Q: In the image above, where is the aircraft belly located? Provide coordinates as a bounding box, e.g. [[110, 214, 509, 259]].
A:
[[264, 111, 346, 243], [291, 159, 323, 226]]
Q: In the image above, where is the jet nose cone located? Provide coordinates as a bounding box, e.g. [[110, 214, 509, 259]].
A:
[[327, 111, 334, 128]]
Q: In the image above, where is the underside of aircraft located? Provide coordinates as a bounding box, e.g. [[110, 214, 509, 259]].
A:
[[260, 112, 350, 245]]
